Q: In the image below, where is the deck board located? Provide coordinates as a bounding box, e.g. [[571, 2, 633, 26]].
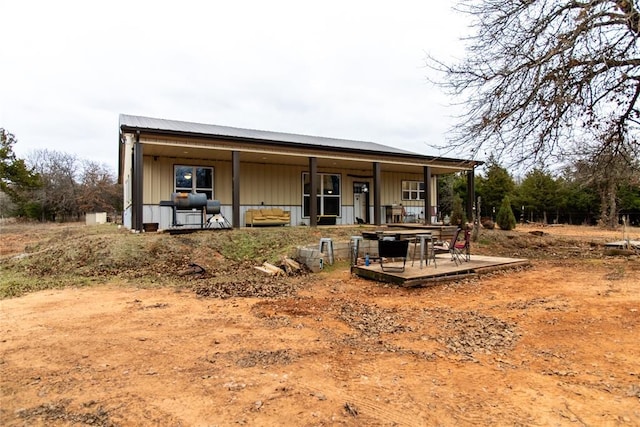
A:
[[351, 254, 530, 287]]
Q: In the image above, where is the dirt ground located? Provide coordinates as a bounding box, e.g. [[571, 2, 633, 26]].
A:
[[1, 224, 639, 426]]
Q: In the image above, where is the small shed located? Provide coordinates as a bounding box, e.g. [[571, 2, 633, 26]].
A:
[[86, 212, 107, 226]]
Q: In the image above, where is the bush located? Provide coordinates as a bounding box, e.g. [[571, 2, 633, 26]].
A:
[[496, 196, 517, 230], [450, 194, 467, 226], [482, 219, 495, 229]]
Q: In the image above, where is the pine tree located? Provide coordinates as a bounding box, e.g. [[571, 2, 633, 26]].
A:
[[496, 196, 516, 231], [450, 193, 466, 226], [0, 128, 40, 214]]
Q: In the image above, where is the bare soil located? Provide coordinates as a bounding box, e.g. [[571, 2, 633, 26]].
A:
[[1, 223, 639, 426]]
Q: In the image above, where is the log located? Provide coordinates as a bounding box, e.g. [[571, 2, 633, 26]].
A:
[[282, 256, 302, 271], [262, 262, 285, 276], [254, 266, 273, 275]]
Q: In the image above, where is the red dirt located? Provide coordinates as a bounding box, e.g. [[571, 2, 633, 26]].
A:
[[1, 224, 639, 426]]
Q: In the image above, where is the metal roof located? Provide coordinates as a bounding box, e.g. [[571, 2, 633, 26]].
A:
[[120, 114, 433, 156], [119, 114, 481, 168]]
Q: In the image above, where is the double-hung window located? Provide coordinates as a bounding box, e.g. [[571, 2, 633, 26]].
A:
[[402, 180, 424, 201], [175, 165, 214, 199], [302, 173, 341, 216]]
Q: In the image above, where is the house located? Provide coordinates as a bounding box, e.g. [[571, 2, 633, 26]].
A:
[[118, 114, 480, 231]]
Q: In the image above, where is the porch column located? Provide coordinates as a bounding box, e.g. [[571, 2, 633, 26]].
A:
[[132, 131, 143, 232], [309, 157, 318, 227], [423, 166, 432, 225], [373, 162, 381, 226], [466, 168, 475, 224], [232, 151, 240, 228]]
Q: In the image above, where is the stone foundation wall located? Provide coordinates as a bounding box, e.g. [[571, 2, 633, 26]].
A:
[[295, 241, 352, 272]]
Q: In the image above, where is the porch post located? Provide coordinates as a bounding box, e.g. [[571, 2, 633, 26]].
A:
[[424, 166, 432, 225], [373, 162, 381, 226], [309, 157, 318, 227], [466, 168, 475, 224], [132, 131, 144, 232], [232, 150, 240, 228]]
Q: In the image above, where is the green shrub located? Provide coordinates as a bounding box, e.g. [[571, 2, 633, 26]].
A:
[[496, 196, 517, 230], [450, 194, 467, 226]]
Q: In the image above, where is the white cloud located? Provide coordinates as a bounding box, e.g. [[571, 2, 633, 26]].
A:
[[0, 0, 471, 171]]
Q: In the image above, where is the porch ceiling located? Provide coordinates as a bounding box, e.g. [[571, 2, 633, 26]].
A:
[[141, 140, 468, 175]]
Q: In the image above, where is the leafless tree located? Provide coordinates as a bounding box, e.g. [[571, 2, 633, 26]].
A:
[[428, 0, 640, 168], [27, 151, 122, 222], [573, 144, 640, 226], [78, 159, 121, 215], [29, 150, 80, 221]]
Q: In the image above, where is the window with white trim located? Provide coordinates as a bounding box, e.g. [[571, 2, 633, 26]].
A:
[[402, 180, 425, 200], [302, 173, 341, 216], [174, 165, 214, 199]]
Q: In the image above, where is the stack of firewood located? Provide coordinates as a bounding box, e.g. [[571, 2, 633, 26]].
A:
[[254, 256, 303, 276]]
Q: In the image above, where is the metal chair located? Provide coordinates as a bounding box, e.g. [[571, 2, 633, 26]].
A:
[[378, 238, 410, 272], [453, 227, 471, 263], [431, 227, 462, 268]]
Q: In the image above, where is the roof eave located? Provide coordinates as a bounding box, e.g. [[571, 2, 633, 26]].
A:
[[119, 124, 481, 169]]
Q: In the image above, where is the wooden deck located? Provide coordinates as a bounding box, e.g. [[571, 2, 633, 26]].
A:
[[351, 254, 530, 287]]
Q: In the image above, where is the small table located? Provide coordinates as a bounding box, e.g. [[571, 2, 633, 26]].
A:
[[411, 233, 433, 269]]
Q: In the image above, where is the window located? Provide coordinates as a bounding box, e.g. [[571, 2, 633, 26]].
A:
[[402, 180, 424, 200], [175, 165, 214, 199], [302, 173, 341, 216]]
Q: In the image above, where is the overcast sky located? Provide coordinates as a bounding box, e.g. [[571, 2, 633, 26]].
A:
[[1, 1, 471, 173]]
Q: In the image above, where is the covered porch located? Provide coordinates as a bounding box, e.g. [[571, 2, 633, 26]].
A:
[[119, 115, 481, 232]]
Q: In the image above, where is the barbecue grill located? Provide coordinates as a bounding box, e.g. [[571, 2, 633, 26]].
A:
[[160, 192, 231, 229]]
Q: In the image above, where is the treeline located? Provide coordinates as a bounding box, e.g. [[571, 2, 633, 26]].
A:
[[3, 128, 639, 227], [440, 156, 640, 228], [1, 128, 121, 222]]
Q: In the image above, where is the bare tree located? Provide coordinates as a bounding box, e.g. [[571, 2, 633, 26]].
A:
[[573, 143, 640, 226], [78, 160, 122, 215], [28, 150, 80, 221], [428, 0, 640, 167]]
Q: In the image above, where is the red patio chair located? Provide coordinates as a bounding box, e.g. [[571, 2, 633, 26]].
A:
[[453, 226, 471, 264], [431, 227, 462, 268]]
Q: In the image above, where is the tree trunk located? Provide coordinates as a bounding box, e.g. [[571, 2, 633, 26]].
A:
[[598, 180, 619, 229], [609, 184, 618, 228]]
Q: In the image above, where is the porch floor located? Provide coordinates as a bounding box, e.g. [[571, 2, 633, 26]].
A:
[[351, 254, 530, 287]]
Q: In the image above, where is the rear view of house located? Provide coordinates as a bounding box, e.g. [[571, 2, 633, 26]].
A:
[[118, 114, 479, 231]]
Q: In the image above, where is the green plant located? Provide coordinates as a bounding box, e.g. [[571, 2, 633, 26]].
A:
[[496, 196, 517, 230], [450, 193, 467, 226]]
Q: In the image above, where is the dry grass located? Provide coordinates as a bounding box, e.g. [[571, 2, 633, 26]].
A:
[[1, 222, 638, 299]]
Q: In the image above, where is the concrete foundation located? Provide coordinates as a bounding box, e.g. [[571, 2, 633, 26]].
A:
[[295, 241, 352, 272]]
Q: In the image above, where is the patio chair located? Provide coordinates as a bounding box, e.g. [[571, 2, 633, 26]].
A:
[[431, 227, 462, 268], [453, 227, 471, 263], [378, 238, 410, 272]]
